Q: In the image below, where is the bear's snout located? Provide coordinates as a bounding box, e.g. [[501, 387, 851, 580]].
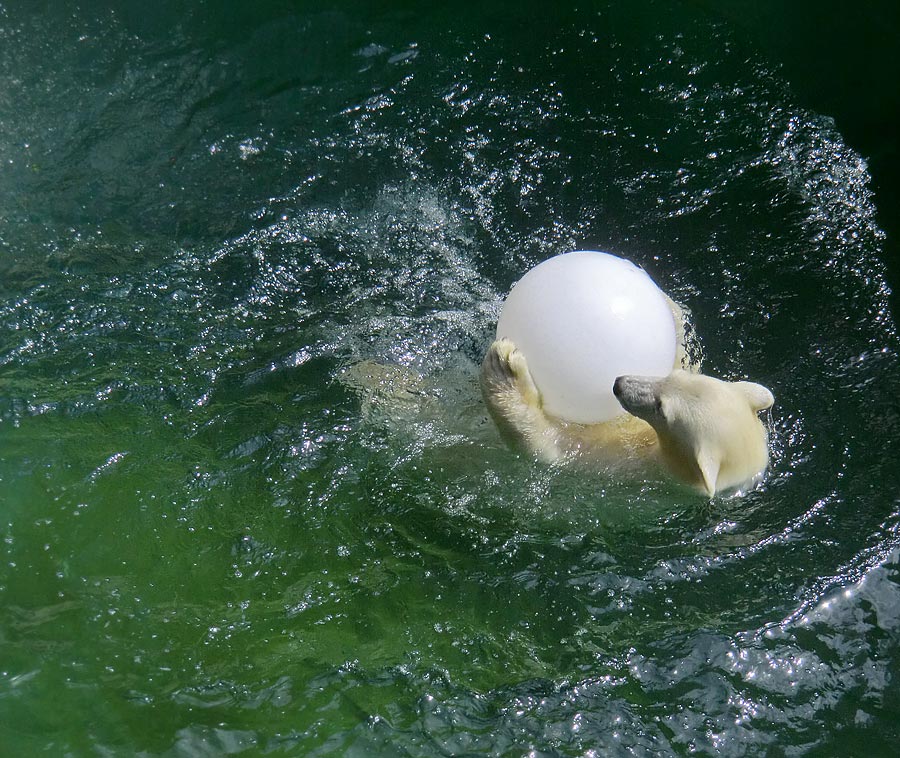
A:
[[612, 375, 662, 419], [613, 375, 641, 410], [613, 375, 643, 404]]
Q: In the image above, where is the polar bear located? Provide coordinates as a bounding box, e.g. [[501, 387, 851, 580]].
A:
[[480, 337, 774, 497]]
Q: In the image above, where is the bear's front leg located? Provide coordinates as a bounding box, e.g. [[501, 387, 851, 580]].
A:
[[480, 338, 564, 463]]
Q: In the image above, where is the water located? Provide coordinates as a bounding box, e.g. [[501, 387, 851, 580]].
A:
[[2, 1, 899, 755]]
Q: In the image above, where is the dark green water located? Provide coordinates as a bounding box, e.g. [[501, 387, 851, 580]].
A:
[[2, 1, 899, 755]]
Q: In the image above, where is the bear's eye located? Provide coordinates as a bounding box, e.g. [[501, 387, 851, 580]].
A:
[[655, 398, 665, 417]]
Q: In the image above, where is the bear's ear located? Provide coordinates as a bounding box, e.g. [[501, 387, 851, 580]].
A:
[[696, 448, 719, 498], [734, 381, 774, 412]]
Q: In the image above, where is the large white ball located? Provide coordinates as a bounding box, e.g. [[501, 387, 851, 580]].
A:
[[496, 251, 677, 424]]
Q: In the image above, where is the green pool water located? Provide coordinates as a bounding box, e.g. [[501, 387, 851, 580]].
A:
[[2, 1, 900, 755]]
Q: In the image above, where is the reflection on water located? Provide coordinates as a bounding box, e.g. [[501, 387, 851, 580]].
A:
[[1, 1, 899, 755]]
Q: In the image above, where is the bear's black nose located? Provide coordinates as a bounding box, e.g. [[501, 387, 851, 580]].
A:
[[613, 377, 624, 399]]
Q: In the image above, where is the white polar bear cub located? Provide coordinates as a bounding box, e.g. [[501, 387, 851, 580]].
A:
[[480, 337, 774, 497]]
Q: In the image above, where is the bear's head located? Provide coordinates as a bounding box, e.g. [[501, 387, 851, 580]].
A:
[[613, 370, 774, 497]]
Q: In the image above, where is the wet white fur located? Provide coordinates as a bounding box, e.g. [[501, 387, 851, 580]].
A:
[[480, 336, 773, 497]]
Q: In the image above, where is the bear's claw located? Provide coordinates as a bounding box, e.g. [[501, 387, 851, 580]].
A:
[[482, 338, 542, 408]]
